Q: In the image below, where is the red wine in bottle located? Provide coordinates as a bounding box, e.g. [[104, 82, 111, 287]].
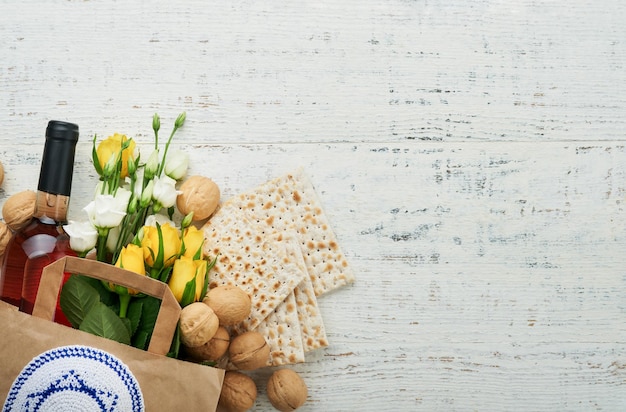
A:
[[0, 120, 79, 325]]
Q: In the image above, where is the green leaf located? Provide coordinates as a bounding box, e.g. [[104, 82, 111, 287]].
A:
[[199, 256, 215, 301], [207, 254, 218, 271], [60, 275, 100, 328], [131, 296, 161, 350], [199, 271, 208, 301], [167, 323, 181, 359], [155, 223, 165, 269], [133, 330, 150, 351], [80, 276, 117, 307], [158, 266, 173, 283], [120, 317, 132, 337], [127, 300, 143, 337], [92, 134, 103, 176], [180, 277, 197, 308], [79, 302, 131, 345]]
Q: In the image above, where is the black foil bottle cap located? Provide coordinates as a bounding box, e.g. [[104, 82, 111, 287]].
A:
[[37, 120, 80, 196]]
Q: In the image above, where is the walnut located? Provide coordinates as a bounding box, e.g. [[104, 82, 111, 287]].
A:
[[0, 160, 4, 187], [204, 285, 251, 326], [228, 331, 270, 370], [266, 369, 308, 412], [179, 302, 219, 348], [185, 325, 230, 362], [0, 221, 11, 256], [218, 371, 257, 412], [2, 190, 36, 230], [176, 175, 220, 221]]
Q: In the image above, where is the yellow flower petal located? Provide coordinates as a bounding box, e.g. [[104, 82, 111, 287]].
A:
[[96, 133, 136, 178], [112, 243, 146, 295], [182, 226, 205, 259], [141, 223, 181, 268], [168, 256, 197, 303]]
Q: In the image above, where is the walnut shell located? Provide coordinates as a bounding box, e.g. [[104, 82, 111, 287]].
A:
[[0, 221, 11, 256], [185, 325, 230, 362], [218, 371, 257, 412], [176, 175, 220, 221], [2, 190, 36, 231], [266, 369, 308, 412], [204, 285, 251, 326], [179, 302, 219, 348], [0, 160, 4, 187], [228, 331, 270, 370]]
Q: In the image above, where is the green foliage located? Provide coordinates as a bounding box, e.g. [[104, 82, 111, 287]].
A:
[[79, 302, 131, 345], [180, 276, 197, 308], [131, 295, 161, 350], [60, 275, 164, 352], [167, 323, 181, 359], [60, 275, 100, 328], [127, 300, 143, 337]]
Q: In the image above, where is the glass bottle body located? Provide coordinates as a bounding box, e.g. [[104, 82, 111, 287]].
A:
[[0, 120, 79, 325], [0, 193, 76, 326]]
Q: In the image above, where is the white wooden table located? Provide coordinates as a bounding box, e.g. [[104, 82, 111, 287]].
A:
[[1, 1, 625, 410]]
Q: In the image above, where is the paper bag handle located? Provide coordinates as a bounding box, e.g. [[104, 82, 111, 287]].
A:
[[32, 256, 181, 356]]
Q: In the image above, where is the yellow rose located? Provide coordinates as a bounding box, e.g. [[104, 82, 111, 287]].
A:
[[182, 225, 205, 259], [168, 256, 194, 303], [141, 223, 181, 269], [193, 259, 208, 300], [168, 256, 208, 304], [112, 243, 145, 295], [96, 133, 136, 178]]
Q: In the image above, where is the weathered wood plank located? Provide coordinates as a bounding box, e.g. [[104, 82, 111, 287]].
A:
[[1, 0, 625, 143]]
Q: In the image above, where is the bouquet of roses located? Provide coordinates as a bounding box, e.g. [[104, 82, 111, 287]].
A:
[[61, 113, 216, 357]]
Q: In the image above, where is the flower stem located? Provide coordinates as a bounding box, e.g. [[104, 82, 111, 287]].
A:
[[96, 231, 109, 262], [119, 293, 131, 318], [156, 113, 185, 177], [153, 113, 160, 149], [157, 126, 178, 177]]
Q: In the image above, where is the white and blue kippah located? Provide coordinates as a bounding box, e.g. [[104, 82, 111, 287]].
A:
[[3, 345, 144, 412]]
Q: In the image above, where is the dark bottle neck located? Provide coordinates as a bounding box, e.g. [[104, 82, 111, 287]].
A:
[[33, 191, 70, 224], [38, 120, 79, 197]]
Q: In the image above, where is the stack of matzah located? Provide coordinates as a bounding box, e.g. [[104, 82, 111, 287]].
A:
[[202, 167, 355, 366]]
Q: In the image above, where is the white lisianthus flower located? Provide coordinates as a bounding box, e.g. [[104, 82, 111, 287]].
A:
[[84, 187, 133, 229], [106, 225, 121, 253], [145, 149, 160, 179], [139, 179, 154, 208], [152, 175, 180, 209], [94, 181, 110, 197], [164, 150, 189, 180], [144, 212, 177, 229], [126, 167, 144, 198], [64, 220, 98, 253]]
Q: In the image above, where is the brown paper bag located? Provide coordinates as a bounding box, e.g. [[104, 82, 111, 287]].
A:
[[0, 256, 224, 411]]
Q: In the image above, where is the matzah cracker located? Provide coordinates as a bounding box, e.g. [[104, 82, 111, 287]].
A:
[[220, 167, 355, 296], [285, 234, 329, 352], [229, 234, 308, 367], [251, 292, 305, 366], [232, 234, 328, 366], [202, 211, 305, 331], [222, 291, 305, 369]]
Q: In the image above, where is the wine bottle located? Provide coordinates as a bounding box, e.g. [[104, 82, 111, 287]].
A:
[[0, 120, 79, 325]]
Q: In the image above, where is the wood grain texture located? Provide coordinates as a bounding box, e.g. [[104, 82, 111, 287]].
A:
[[1, 0, 625, 411]]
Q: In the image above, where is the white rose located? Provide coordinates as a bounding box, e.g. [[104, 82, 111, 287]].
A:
[[152, 175, 180, 210], [164, 150, 189, 180], [84, 188, 132, 229], [64, 221, 98, 253]]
